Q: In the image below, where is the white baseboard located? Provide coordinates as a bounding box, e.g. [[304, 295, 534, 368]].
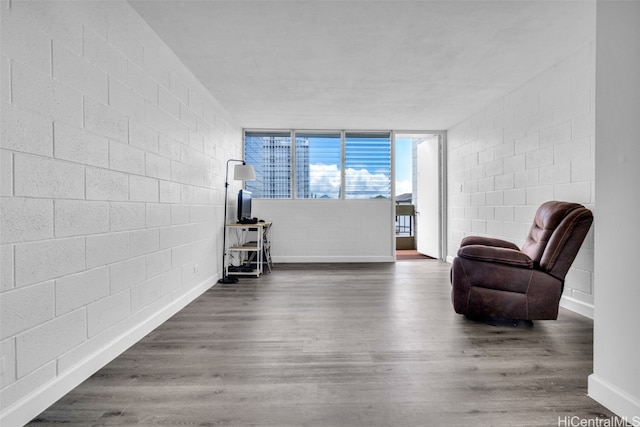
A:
[[560, 295, 594, 319], [0, 275, 216, 427], [272, 255, 396, 263], [589, 374, 640, 422]]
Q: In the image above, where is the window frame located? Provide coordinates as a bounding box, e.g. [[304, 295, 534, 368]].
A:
[[244, 130, 292, 199], [243, 129, 392, 200], [344, 131, 392, 200], [293, 131, 343, 199]]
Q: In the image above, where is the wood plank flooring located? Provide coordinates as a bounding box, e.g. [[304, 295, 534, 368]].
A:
[[28, 261, 620, 426]]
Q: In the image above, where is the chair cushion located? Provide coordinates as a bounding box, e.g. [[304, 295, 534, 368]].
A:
[[521, 201, 585, 266], [459, 236, 520, 250], [457, 245, 534, 269]]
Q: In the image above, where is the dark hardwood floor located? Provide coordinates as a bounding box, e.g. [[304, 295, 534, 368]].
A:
[[29, 261, 620, 426]]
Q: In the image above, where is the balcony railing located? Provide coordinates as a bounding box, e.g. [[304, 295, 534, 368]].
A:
[[396, 204, 415, 236], [396, 204, 415, 250]]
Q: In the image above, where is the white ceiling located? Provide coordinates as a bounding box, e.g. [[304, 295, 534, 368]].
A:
[[129, 0, 596, 131]]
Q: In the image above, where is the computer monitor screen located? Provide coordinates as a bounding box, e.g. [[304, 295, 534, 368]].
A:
[[237, 189, 252, 221]]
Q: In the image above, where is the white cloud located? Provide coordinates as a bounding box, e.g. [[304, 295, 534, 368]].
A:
[[345, 168, 389, 198], [308, 164, 341, 198], [395, 179, 412, 196], [307, 164, 391, 198]]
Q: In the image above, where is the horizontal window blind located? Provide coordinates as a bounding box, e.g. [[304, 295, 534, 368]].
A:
[[344, 132, 391, 199], [295, 133, 341, 199]]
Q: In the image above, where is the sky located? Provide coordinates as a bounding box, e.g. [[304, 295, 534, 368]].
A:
[[395, 138, 413, 195]]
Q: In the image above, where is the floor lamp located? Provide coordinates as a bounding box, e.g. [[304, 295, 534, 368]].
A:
[[219, 159, 256, 284]]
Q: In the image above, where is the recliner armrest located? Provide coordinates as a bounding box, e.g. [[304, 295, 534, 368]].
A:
[[459, 236, 520, 250], [457, 245, 534, 269]]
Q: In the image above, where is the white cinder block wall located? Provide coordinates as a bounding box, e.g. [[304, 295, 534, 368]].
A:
[[447, 42, 596, 317], [0, 1, 242, 424], [254, 199, 395, 263]]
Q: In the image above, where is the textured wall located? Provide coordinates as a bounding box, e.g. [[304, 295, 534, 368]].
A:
[[0, 1, 241, 423], [447, 42, 596, 316]]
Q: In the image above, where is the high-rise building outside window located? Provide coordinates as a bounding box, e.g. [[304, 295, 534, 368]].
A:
[[244, 131, 291, 199]]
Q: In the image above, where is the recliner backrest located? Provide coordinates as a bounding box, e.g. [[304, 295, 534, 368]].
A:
[[521, 201, 593, 279]]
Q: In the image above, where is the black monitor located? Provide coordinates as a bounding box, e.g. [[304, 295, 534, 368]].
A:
[[237, 189, 252, 222]]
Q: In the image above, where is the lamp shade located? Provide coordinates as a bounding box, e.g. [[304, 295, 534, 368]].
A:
[[233, 163, 255, 181]]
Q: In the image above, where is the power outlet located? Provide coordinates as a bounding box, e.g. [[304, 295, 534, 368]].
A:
[[193, 264, 199, 274]]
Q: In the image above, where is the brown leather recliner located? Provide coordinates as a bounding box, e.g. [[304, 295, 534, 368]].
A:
[[451, 201, 593, 320]]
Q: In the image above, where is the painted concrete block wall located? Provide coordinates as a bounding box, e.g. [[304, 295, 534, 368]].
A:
[[254, 199, 395, 263], [0, 1, 242, 424], [446, 42, 596, 317]]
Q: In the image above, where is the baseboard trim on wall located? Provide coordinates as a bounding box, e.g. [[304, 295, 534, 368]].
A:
[[0, 275, 217, 427], [272, 255, 396, 263], [588, 374, 640, 422], [560, 295, 594, 319]]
